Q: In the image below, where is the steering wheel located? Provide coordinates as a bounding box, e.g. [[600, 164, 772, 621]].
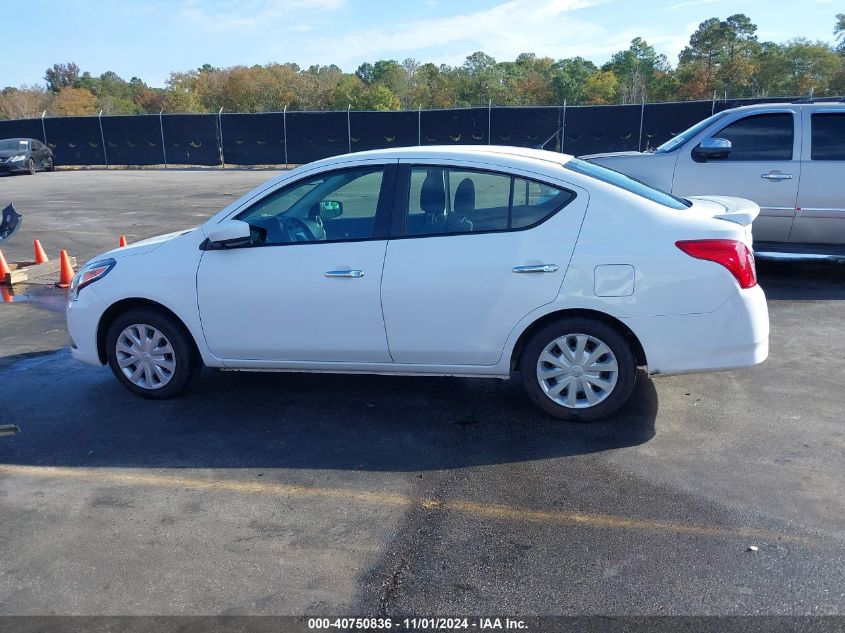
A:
[[281, 216, 317, 242]]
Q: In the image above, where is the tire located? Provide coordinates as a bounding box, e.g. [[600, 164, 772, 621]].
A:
[[519, 317, 637, 421], [46, 159, 54, 172], [105, 308, 200, 399], [27, 158, 36, 175]]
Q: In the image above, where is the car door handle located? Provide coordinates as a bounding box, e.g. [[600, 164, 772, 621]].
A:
[[512, 264, 559, 273], [324, 269, 364, 278], [761, 172, 793, 181]]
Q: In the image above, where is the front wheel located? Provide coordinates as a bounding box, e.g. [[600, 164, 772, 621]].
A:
[[519, 317, 637, 421], [27, 158, 36, 175], [105, 308, 199, 399]]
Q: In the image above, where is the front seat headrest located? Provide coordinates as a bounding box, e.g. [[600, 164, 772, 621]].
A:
[[420, 171, 445, 215]]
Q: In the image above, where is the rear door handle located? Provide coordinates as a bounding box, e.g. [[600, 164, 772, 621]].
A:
[[512, 264, 559, 273], [324, 269, 364, 278], [761, 172, 792, 181]]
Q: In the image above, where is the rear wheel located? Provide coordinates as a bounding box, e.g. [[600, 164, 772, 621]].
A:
[[105, 308, 199, 399], [519, 317, 636, 421]]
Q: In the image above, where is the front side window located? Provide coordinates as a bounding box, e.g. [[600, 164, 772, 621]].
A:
[[238, 166, 385, 245], [711, 113, 794, 161], [406, 167, 573, 237], [811, 113, 845, 161]]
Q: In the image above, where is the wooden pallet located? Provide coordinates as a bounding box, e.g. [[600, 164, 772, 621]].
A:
[[3, 258, 77, 286]]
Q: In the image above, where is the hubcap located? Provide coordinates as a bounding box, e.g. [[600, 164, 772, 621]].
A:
[[115, 324, 176, 389], [536, 333, 619, 409]]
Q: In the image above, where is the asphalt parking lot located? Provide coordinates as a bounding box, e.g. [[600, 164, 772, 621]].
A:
[[0, 170, 843, 616]]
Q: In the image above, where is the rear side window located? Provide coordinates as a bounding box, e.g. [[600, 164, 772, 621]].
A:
[[811, 113, 845, 161], [712, 113, 794, 161], [406, 167, 573, 237]]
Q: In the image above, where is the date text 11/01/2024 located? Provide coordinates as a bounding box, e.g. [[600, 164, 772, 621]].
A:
[[307, 617, 529, 630]]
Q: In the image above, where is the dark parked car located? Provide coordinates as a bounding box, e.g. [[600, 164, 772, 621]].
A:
[[0, 138, 54, 175]]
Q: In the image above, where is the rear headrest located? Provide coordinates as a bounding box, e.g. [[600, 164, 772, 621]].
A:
[[454, 178, 475, 214], [420, 171, 445, 215]]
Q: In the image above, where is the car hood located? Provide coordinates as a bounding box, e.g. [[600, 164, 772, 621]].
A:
[[579, 150, 650, 160], [89, 228, 196, 264], [0, 150, 29, 159]]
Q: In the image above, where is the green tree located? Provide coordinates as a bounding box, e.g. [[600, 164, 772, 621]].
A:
[[604, 38, 669, 103], [585, 70, 619, 104], [44, 62, 80, 93], [551, 57, 598, 104]]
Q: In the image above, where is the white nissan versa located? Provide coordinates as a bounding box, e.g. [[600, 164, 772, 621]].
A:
[[66, 146, 769, 421]]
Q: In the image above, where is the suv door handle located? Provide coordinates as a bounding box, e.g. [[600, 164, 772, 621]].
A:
[[324, 269, 364, 278], [512, 264, 559, 273], [761, 172, 792, 181]]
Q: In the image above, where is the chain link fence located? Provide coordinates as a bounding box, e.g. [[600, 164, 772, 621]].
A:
[[0, 97, 833, 167]]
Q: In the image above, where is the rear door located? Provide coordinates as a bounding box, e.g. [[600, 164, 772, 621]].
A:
[[380, 161, 588, 366], [672, 110, 800, 243], [789, 108, 845, 244]]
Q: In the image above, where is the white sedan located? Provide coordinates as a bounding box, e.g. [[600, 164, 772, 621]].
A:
[[66, 146, 769, 421]]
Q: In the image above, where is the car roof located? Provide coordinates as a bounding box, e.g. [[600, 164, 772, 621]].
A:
[[310, 145, 576, 169], [0, 138, 35, 142]]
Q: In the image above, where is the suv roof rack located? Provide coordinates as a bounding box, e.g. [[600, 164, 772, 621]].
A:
[[790, 97, 845, 104]]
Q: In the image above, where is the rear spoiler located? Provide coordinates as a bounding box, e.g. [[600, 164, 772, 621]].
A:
[[686, 196, 760, 227]]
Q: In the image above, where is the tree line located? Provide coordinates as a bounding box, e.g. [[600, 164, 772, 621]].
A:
[[1, 13, 843, 120]]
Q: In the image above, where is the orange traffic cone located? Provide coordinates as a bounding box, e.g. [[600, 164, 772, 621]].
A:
[[34, 240, 49, 264], [0, 285, 11, 303], [57, 250, 74, 288], [119, 235, 128, 248], [0, 249, 11, 283]]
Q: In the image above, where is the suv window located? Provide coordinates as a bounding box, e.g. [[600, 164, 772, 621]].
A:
[[406, 167, 573, 237], [811, 113, 845, 161], [238, 166, 385, 245], [711, 113, 794, 161]]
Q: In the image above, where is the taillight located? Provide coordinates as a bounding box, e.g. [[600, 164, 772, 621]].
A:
[[675, 239, 757, 289]]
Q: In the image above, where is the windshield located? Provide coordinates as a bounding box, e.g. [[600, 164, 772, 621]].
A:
[[654, 111, 728, 153], [0, 139, 28, 152], [564, 158, 691, 210]]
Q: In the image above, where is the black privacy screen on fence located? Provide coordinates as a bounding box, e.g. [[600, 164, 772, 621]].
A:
[[45, 116, 104, 165], [0, 98, 808, 167], [101, 115, 163, 165], [221, 112, 285, 165], [285, 111, 348, 163], [161, 114, 220, 165], [351, 111, 419, 152], [421, 108, 488, 145], [491, 107, 561, 149], [562, 104, 642, 155]]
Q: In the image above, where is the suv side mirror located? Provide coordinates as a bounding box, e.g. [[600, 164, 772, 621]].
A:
[[319, 200, 343, 220], [694, 137, 732, 161], [205, 219, 251, 249]]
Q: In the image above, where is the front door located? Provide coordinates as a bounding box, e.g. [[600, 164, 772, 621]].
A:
[[381, 163, 588, 366], [672, 111, 801, 243], [197, 164, 395, 363]]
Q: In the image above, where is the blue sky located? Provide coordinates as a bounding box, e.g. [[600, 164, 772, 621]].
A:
[[2, 0, 841, 88]]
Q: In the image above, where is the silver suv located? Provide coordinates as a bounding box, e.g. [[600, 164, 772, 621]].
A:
[[583, 102, 845, 254]]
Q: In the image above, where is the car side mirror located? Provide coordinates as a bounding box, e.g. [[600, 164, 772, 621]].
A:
[[205, 219, 252, 249], [694, 137, 732, 161], [319, 200, 343, 220]]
